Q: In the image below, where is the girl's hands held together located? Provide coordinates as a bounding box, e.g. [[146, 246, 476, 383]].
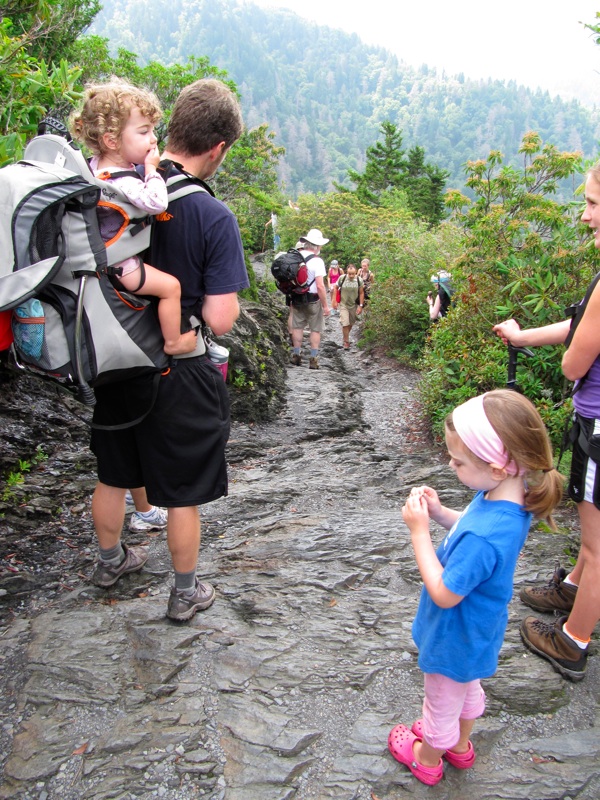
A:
[[402, 491, 430, 536]]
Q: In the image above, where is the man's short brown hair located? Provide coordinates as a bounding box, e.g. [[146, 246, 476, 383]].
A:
[[166, 79, 243, 156]]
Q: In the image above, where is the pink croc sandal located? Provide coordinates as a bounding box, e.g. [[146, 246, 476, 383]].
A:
[[388, 724, 443, 786], [411, 718, 476, 769]]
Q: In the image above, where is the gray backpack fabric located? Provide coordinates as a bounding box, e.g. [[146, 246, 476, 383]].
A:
[[0, 133, 205, 407]]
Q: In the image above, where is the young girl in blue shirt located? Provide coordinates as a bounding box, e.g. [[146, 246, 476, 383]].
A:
[[388, 389, 564, 786]]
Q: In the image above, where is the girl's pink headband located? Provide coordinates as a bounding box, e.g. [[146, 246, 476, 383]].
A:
[[452, 394, 522, 476]]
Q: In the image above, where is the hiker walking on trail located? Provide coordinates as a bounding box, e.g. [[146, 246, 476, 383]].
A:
[[89, 79, 249, 622], [427, 270, 453, 320], [492, 160, 600, 682], [71, 79, 198, 356], [389, 390, 563, 786], [289, 229, 330, 370], [332, 263, 364, 349], [357, 258, 374, 303], [327, 259, 343, 309]]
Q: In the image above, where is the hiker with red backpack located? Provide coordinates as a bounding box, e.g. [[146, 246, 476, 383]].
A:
[[288, 229, 330, 370]]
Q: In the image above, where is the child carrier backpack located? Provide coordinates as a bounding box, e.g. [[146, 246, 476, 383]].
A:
[[0, 121, 206, 415], [271, 248, 316, 298]]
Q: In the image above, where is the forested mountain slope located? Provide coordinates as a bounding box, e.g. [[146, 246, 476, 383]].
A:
[[91, 0, 600, 195]]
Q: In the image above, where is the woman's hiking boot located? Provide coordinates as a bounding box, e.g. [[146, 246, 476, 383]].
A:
[[519, 565, 577, 613], [520, 615, 588, 682]]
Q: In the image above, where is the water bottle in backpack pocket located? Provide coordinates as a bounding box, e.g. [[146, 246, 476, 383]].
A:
[[12, 299, 46, 360], [205, 335, 229, 380]]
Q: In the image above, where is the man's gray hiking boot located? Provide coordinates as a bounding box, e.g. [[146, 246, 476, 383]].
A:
[[167, 579, 215, 621], [91, 544, 148, 588], [520, 615, 588, 682], [519, 565, 577, 613]]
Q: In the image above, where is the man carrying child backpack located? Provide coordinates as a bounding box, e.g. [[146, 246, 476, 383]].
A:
[[89, 79, 250, 621]]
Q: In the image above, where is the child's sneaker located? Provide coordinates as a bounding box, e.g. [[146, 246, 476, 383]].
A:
[[129, 506, 168, 532], [124, 491, 135, 512]]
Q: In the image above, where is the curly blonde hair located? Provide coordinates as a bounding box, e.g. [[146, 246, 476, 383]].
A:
[[70, 77, 162, 155]]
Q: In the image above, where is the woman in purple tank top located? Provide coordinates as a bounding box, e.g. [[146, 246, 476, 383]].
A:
[[491, 161, 600, 683]]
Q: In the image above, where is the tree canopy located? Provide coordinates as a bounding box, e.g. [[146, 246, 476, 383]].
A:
[[346, 121, 448, 225]]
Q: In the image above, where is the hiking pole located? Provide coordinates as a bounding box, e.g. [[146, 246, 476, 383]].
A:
[[507, 343, 534, 392]]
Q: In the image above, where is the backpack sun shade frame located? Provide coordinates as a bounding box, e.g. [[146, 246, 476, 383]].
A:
[[0, 123, 198, 418]]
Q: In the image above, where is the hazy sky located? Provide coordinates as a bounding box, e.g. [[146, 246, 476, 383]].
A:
[[248, 0, 600, 105]]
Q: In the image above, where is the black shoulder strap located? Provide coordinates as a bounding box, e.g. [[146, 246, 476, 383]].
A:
[[563, 270, 600, 398], [159, 159, 215, 200], [97, 168, 143, 181], [564, 270, 600, 349]]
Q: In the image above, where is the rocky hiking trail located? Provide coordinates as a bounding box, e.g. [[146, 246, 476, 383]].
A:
[[1, 311, 600, 800]]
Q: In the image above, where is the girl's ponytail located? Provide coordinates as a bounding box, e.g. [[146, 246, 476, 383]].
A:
[[482, 391, 564, 528]]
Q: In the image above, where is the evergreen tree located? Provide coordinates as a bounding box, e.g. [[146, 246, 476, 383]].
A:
[[348, 123, 448, 224], [347, 121, 405, 204]]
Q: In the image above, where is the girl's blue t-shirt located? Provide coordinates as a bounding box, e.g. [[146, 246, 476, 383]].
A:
[[412, 491, 533, 682]]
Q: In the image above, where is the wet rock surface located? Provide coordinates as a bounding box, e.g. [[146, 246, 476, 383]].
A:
[[1, 309, 599, 800]]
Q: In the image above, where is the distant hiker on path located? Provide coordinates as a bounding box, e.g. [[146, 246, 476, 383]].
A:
[[289, 228, 330, 370], [427, 270, 453, 320], [327, 259, 343, 309], [492, 160, 600, 683], [357, 257, 374, 303], [89, 79, 249, 622], [71, 79, 198, 356], [332, 263, 364, 349], [388, 390, 563, 786]]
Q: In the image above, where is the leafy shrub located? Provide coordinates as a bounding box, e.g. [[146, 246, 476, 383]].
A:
[[420, 134, 598, 448]]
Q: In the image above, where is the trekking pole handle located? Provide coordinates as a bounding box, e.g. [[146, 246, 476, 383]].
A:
[[507, 344, 534, 390]]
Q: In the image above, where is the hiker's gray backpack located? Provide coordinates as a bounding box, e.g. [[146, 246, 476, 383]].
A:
[[0, 129, 204, 406]]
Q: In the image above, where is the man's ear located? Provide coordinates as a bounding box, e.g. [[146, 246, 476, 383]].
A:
[[210, 141, 228, 160]]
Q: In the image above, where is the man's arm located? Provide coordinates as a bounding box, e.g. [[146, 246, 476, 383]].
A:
[[202, 293, 240, 335], [357, 283, 365, 312], [315, 276, 330, 315]]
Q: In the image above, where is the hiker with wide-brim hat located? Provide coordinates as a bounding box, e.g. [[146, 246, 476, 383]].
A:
[[289, 228, 330, 370]]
